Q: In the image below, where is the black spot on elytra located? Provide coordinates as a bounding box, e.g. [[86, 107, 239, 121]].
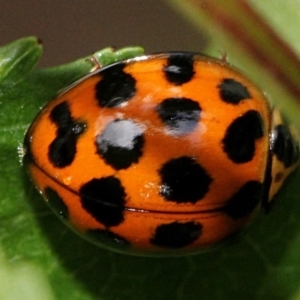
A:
[[44, 187, 69, 219], [159, 156, 212, 203], [223, 181, 263, 219], [95, 63, 136, 107], [79, 176, 126, 227], [218, 78, 251, 104], [86, 229, 130, 248], [163, 53, 195, 85], [156, 97, 201, 135], [272, 124, 299, 168], [151, 221, 202, 248], [48, 101, 86, 168], [95, 119, 145, 170], [222, 110, 264, 163]]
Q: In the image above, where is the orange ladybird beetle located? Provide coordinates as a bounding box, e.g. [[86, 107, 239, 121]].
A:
[[23, 51, 299, 256]]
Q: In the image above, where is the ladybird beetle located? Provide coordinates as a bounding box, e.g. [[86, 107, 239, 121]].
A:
[[23, 52, 299, 256]]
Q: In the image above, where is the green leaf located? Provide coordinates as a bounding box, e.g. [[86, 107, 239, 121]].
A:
[[0, 37, 42, 84], [92, 46, 144, 66], [1, 33, 300, 300]]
